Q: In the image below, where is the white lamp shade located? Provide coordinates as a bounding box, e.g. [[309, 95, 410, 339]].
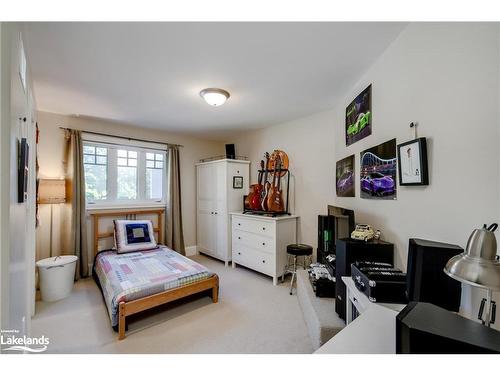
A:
[[38, 179, 66, 204]]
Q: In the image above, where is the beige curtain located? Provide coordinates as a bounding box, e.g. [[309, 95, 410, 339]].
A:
[[165, 146, 185, 255], [64, 130, 88, 279]]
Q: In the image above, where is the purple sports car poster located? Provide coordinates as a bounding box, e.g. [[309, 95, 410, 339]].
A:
[[360, 139, 397, 200], [336, 155, 355, 197]]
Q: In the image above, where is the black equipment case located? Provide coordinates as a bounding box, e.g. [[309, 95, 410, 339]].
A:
[[309, 275, 336, 298], [351, 261, 408, 303]]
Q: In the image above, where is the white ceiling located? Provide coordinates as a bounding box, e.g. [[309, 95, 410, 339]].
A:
[[23, 22, 406, 141]]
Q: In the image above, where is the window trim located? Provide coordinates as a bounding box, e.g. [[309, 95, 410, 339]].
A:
[[83, 140, 167, 208]]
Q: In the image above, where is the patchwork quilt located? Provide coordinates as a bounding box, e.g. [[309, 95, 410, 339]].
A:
[[93, 246, 212, 328]]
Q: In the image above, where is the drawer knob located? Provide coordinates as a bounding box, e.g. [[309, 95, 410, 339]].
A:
[[262, 227, 266, 231], [238, 223, 241, 226], [262, 242, 265, 246], [238, 237, 241, 240], [262, 260, 266, 263], [215, 212, 218, 215], [238, 252, 241, 255]]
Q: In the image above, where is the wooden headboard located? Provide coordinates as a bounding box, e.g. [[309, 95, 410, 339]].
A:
[[89, 208, 165, 256]]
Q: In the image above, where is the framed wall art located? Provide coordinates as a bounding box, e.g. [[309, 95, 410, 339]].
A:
[[233, 176, 243, 189], [345, 84, 372, 146], [336, 154, 355, 197], [18, 138, 29, 203], [397, 137, 429, 186], [360, 138, 397, 200]]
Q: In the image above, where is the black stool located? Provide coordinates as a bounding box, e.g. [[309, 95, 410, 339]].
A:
[[283, 244, 313, 295]]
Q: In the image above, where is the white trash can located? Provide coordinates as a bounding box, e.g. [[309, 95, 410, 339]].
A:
[[36, 255, 78, 302]]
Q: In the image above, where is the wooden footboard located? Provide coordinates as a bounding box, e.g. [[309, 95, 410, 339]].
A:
[[118, 274, 219, 340]]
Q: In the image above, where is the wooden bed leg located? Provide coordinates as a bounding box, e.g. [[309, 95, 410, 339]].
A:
[[118, 302, 126, 340], [212, 275, 219, 303]]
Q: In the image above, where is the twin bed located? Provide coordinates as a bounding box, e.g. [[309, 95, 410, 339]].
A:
[[91, 209, 219, 340]]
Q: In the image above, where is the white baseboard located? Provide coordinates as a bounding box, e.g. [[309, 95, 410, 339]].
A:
[[185, 246, 198, 257]]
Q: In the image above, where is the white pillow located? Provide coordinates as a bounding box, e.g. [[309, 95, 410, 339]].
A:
[[113, 219, 158, 254]]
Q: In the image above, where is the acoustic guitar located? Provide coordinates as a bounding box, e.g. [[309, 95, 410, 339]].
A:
[[248, 161, 264, 210], [267, 155, 285, 212], [261, 152, 271, 211]]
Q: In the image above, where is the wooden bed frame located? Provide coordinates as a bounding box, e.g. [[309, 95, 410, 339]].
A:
[[90, 209, 219, 340]]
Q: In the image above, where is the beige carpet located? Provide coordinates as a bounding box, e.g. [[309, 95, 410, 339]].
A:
[[31, 254, 314, 354]]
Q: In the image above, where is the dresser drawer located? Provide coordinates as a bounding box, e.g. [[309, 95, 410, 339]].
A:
[[233, 245, 274, 276], [232, 230, 275, 254], [232, 216, 274, 236]]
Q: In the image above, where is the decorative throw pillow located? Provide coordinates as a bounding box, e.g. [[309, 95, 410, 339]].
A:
[[114, 219, 158, 253]]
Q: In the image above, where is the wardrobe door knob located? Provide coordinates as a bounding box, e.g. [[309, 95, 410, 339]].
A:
[[262, 260, 266, 263], [262, 242, 265, 246], [238, 252, 241, 255], [238, 223, 241, 226], [238, 237, 241, 240], [262, 227, 266, 231]]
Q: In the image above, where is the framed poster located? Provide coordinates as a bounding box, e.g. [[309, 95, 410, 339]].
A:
[[18, 138, 29, 203], [336, 154, 355, 197], [233, 176, 243, 189], [345, 84, 372, 146], [360, 139, 397, 200], [397, 137, 429, 186]]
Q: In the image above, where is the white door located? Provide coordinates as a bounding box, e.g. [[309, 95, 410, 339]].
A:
[[197, 164, 215, 254], [213, 163, 227, 259]]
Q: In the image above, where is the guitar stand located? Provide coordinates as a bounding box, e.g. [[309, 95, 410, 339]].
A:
[[243, 168, 291, 216]]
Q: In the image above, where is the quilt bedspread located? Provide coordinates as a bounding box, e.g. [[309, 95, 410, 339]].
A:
[[93, 246, 212, 327]]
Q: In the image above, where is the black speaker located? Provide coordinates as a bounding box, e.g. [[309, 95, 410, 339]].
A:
[[396, 302, 500, 354], [225, 144, 235, 159], [406, 238, 463, 312]]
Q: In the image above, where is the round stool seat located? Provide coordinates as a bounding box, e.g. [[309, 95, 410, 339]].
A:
[[286, 243, 313, 256]]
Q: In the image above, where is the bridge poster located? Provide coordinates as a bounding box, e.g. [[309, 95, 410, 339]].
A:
[[360, 138, 397, 200], [345, 84, 372, 146]]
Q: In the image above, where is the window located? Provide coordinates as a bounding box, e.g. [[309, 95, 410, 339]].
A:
[[117, 149, 138, 200], [146, 152, 164, 200], [83, 141, 167, 207], [83, 145, 107, 201]]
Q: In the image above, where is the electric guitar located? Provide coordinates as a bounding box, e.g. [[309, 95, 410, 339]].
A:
[[249, 161, 264, 210], [261, 152, 271, 211], [267, 155, 284, 212]]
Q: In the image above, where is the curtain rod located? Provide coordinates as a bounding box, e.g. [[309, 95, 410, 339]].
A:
[[59, 127, 184, 148]]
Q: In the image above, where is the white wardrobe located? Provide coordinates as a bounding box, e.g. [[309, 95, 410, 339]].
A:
[[196, 159, 250, 266]]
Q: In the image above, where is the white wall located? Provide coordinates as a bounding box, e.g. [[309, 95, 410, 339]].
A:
[[0, 23, 37, 335], [231, 23, 500, 329], [36, 111, 224, 264]]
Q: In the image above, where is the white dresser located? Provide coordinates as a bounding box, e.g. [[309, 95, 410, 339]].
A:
[[230, 212, 298, 285], [196, 159, 250, 266]]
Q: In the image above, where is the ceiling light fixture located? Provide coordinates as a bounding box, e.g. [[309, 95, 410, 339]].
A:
[[199, 88, 230, 107]]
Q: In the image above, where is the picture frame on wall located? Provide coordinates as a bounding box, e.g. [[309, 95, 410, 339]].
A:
[[233, 176, 243, 189], [345, 84, 372, 146], [397, 137, 429, 186], [18, 138, 29, 203], [336, 154, 355, 197], [360, 138, 397, 200]]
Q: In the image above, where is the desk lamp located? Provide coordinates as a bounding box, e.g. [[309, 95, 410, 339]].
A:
[[444, 223, 500, 327]]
